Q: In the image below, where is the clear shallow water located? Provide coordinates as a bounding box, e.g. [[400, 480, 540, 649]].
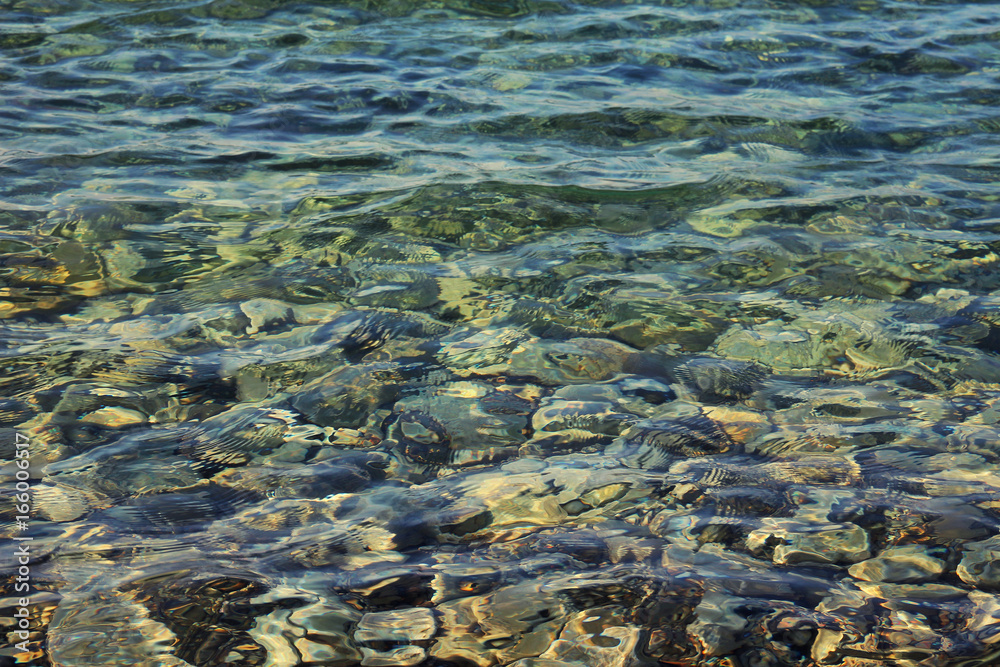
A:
[[3, 0, 1000, 665]]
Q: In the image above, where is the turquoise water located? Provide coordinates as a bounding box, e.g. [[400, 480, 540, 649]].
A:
[[4, 0, 1000, 665]]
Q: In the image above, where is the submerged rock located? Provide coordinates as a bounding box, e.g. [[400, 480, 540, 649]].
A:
[[292, 363, 404, 428], [748, 521, 871, 565], [356, 607, 437, 643], [848, 545, 947, 583], [958, 537, 1000, 589]]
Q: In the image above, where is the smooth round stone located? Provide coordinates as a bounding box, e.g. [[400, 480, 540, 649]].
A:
[[958, 537, 1000, 589], [713, 313, 910, 372], [291, 364, 400, 428], [687, 592, 748, 656], [749, 522, 870, 565], [240, 297, 293, 334], [356, 608, 437, 643], [502, 458, 547, 474], [283, 600, 362, 665], [80, 406, 146, 428], [531, 400, 634, 435], [392, 381, 533, 450], [848, 546, 946, 583], [535, 608, 640, 667], [507, 337, 639, 385], [33, 484, 95, 522], [579, 483, 629, 508], [924, 452, 989, 471], [703, 405, 772, 444], [361, 646, 426, 667], [855, 582, 969, 602], [967, 590, 1000, 641]]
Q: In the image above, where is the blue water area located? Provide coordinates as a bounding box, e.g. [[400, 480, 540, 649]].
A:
[[3, 0, 1000, 665]]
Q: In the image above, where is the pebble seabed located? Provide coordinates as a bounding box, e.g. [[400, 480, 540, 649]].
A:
[[8, 260, 1000, 667]]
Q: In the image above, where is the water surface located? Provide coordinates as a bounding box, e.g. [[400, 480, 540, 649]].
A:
[[3, 0, 1000, 665]]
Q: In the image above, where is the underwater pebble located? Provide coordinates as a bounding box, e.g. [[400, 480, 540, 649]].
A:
[[360, 646, 427, 667], [847, 546, 946, 583], [356, 607, 437, 643], [687, 592, 748, 656], [749, 521, 871, 565], [79, 407, 146, 428], [958, 537, 1000, 589]]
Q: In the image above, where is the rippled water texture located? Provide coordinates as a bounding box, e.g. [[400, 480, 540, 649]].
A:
[[3, 0, 1000, 665]]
